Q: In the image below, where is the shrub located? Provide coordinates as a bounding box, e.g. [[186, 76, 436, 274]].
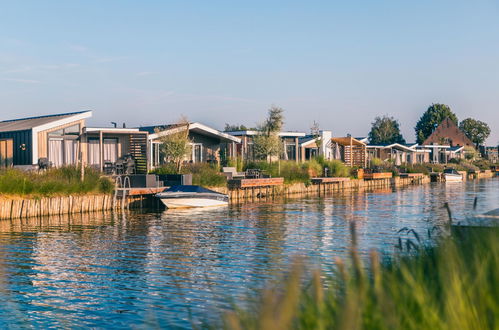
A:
[[319, 159, 350, 177], [184, 163, 227, 187], [472, 159, 493, 171]]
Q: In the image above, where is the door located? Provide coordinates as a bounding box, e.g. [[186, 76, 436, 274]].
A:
[[0, 139, 13, 167]]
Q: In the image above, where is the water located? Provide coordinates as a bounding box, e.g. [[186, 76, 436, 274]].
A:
[[0, 179, 497, 328]]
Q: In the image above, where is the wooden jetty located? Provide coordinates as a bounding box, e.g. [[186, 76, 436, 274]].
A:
[[310, 177, 350, 184], [363, 172, 393, 180]]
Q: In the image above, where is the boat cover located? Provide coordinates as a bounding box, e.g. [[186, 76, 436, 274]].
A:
[[165, 185, 222, 195]]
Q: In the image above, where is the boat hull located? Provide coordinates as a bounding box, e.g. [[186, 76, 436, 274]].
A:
[[159, 197, 228, 209], [444, 174, 463, 182], [156, 191, 229, 209]]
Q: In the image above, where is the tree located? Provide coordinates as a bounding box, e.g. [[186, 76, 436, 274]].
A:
[[459, 118, 491, 148], [368, 115, 406, 145], [310, 120, 322, 150], [224, 123, 248, 132], [415, 103, 458, 144], [253, 106, 285, 161], [156, 117, 192, 173]]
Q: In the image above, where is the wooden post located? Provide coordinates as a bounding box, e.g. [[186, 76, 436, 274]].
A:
[[99, 131, 104, 172], [295, 137, 299, 162]]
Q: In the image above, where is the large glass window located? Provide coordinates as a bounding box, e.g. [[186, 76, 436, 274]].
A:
[[286, 144, 296, 160]]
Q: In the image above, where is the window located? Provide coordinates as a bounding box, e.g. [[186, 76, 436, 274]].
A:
[[192, 144, 203, 162], [286, 144, 296, 160]]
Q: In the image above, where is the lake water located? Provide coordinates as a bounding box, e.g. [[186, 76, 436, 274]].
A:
[[0, 179, 497, 328]]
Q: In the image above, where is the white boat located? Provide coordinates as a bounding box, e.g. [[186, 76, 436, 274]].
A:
[[155, 185, 229, 209], [443, 168, 463, 182]]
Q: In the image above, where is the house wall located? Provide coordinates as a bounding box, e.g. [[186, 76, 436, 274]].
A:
[[422, 118, 474, 147], [189, 132, 221, 162], [37, 119, 85, 159], [0, 130, 32, 165]]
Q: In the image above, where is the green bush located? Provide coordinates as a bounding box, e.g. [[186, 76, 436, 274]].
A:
[[151, 162, 226, 187], [0, 166, 114, 197], [319, 159, 350, 177], [472, 159, 493, 171], [221, 227, 499, 330], [185, 163, 227, 187]]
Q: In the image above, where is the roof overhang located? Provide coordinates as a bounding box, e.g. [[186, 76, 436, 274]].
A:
[[332, 137, 366, 146], [150, 122, 241, 143]]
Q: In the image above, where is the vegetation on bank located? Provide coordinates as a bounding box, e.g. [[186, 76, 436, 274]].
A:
[[0, 167, 114, 197], [152, 158, 352, 186], [220, 225, 498, 330], [152, 163, 227, 187], [370, 157, 497, 176]]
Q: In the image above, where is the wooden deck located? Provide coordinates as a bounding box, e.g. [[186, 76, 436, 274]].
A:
[[311, 177, 350, 184], [363, 172, 393, 180], [116, 187, 165, 196], [399, 173, 425, 178], [228, 178, 284, 189]]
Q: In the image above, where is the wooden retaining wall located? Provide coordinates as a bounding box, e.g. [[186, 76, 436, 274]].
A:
[[210, 175, 431, 203], [0, 194, 145, 220]]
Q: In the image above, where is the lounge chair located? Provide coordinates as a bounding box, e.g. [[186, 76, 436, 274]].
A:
[[222, 167, 245, 180]]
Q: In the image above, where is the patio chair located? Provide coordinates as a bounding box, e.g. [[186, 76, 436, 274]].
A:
[[37, 158, 51, 171], [245, 169, 261, 179], [103, 161, 115, 175], [222, 167, 245, 180]]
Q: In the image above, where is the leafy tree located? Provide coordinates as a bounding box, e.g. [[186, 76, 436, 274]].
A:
[[253, 106, 285, 162], [459, 118, 491, 148], [415, 103, 458, 144], [368, 115, 406, 145], [156, 117, 192, 173]]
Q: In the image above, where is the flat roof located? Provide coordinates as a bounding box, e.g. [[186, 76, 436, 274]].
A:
[[332, 137, 366, 146], [226, 130, 306, 137], [85, 127, 142, 133], [0, 111, 92, 132]]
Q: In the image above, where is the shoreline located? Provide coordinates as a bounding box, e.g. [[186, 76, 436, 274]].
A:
[[1, 172, 495, 220]]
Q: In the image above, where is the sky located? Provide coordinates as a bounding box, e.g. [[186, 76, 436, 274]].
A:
[[1, 0, 498, 144]]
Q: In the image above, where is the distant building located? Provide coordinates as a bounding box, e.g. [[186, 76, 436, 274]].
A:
[[366, 143, 430, 165], [298, 131, 333, 161], [480, 146, 498, 163], [141, 122, 240, 168], [331, 136, 367, 167], [422, 117, 474, 148], [420, 118, 475, 164], [226, 130, 306, 162]]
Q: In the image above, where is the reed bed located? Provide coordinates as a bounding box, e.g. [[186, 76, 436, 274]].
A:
[[221, 223, 498, 330], [0, 166, 114, 197]]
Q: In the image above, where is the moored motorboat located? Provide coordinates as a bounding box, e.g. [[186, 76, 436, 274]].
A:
[[155, 185, 229, 209], [443, 168, 463, 182]]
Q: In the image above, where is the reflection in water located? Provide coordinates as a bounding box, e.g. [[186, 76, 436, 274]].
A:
[[0, 179, 497, 328]]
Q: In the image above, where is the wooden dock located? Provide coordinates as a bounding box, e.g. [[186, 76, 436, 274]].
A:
[[227, 178, 284, 189], [399, 173, 424, 178], [116, 187, 164, 197], [364, 172, 393, 180], [311, 177, 350, 184]]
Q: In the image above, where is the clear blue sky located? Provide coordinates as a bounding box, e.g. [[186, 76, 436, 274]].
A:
[[1, 0, 498, 144]]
